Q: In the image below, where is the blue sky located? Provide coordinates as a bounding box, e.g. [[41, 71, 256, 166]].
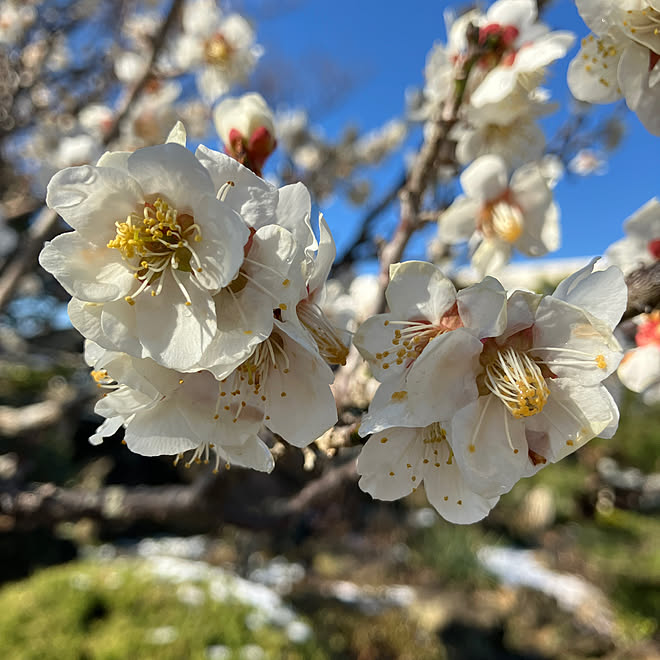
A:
[[254, 0, 657, 266]]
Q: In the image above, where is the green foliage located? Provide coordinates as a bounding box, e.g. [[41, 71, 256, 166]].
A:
[[0, 560, 324, 660], [409, 519, 496, 588], [575, 508, 660, 640], [599, 392, 660, 471]]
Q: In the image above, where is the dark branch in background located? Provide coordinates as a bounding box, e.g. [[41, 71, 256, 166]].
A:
[[331, 171, 407, 274], [0, 0, 185, 314], [0, 452, 360, 534], [373, 24, 480, 315], [623, 262, 660, 321]]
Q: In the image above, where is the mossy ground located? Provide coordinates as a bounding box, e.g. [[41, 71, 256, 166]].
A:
[[1, 397, 658, 659], [0, 560, 324, 660]]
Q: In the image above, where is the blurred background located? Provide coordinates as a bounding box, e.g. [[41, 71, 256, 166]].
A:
[[0, 0, 658, 658]]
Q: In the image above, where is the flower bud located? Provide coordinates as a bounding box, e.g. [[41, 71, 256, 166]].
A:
[[213, 92, 276, 176]]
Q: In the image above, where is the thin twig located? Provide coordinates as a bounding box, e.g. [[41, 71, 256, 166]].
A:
[[0, 0, 185, 313]]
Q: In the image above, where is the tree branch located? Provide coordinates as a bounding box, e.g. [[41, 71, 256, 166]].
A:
[[0, 0, 185, 313]]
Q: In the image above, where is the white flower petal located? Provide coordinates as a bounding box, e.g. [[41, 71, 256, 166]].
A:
[[567, 34, 623, 104], [533, 296, 623, 385], [423, 437, 499, 524], [552, 259, 627, 330], [191, 195, 249, 292], [264, 322, 337, 447], [439, 197, 479, 243], [124, 404, 199, 456], [40, 232, 135, 302], [359, 379, 417, 436], [460, 155, 508, 203], [386, 261, 457, 323], [451, 396, 530, 499], [195, 144, 279, 226], [357, 427, 422, 501], [46, 164, 143, 244], [406, 328, 483, 427], [487, 0, 536, 28], [618, 344, 660, 393], [525, 379, 620, 464], [127, 143, 215, 214], [457, 276, 508, 339], [135, 272, 217, 370]]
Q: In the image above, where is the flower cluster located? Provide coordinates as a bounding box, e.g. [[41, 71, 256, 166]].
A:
[[568, 0, 660, 135], [618, 311, 660, 405], [439, 154, 560, 276], [418, 0, 572, 275], [353, 259, 626, 523], [39, 124, 344, 472]]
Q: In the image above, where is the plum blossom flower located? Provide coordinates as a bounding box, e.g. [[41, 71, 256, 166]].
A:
[[40, 137, 250, 371], [213, 319, 338, 449], [469, 0, 575, 108], [284, 212, 350, 367], [617, 311, 660, 405], [357, 423, 499, 524], [356, 259, 625, 522], [173, 0, 262, 103], [568, 149, 608, 176], [605, 197, 660, 274], [451, 79, 553, 168], [567, 0, 660, 135], [438, 260, 626, 500], [87, 312, 337, 464], [84, 341, 274, 473], [439, 154, 560, 275], [354, 261, 507, 435], [214, 93, 276, 177]]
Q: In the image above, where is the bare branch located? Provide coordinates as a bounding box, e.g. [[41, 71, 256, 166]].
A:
[[0, 0, 185, 313], [623, 262, 660, 320]]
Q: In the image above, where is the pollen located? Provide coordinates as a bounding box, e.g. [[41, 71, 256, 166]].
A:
[[487, 200, 524, 244], [422, 422, 447, 444], [595, 354, 607, 369], [296, 299, 349, 366], [380, 437, 388, 443], [485, 347, 549, 419], [107, 198, 203, 305]]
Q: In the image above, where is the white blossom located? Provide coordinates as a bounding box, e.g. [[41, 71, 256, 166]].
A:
[[354, 261, 507, 435], [617, 311, 660, 405], [357, 423, 499, 524], [441, 260, 626, 500], [451, 80, 553, 168], [439, 154, 560, 275], [470, 0, 575, 108], [605, 197, 660, 275], [173, 0, 262, 103], [85, 342, 273, 473], [40, 138, 250, 371], [567, 0, 660, 135]]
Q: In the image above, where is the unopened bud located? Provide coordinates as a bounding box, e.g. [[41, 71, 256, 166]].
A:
[[213, 92, 276, 176]]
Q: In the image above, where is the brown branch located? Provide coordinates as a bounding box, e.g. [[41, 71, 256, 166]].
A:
[[281, 456, 358, 515], [331, 171, 407, 274], [0, 450, 361, 533], [623, 261, 660, 321], [0, 0, 185, 313], [373, 30, 480, 315]]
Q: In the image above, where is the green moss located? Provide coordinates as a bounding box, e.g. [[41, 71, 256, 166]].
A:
[[0, 559, 325, 660], [408, 519, 496, 588], [572, 508, 660, 641], [597, 392, 660, 471]]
